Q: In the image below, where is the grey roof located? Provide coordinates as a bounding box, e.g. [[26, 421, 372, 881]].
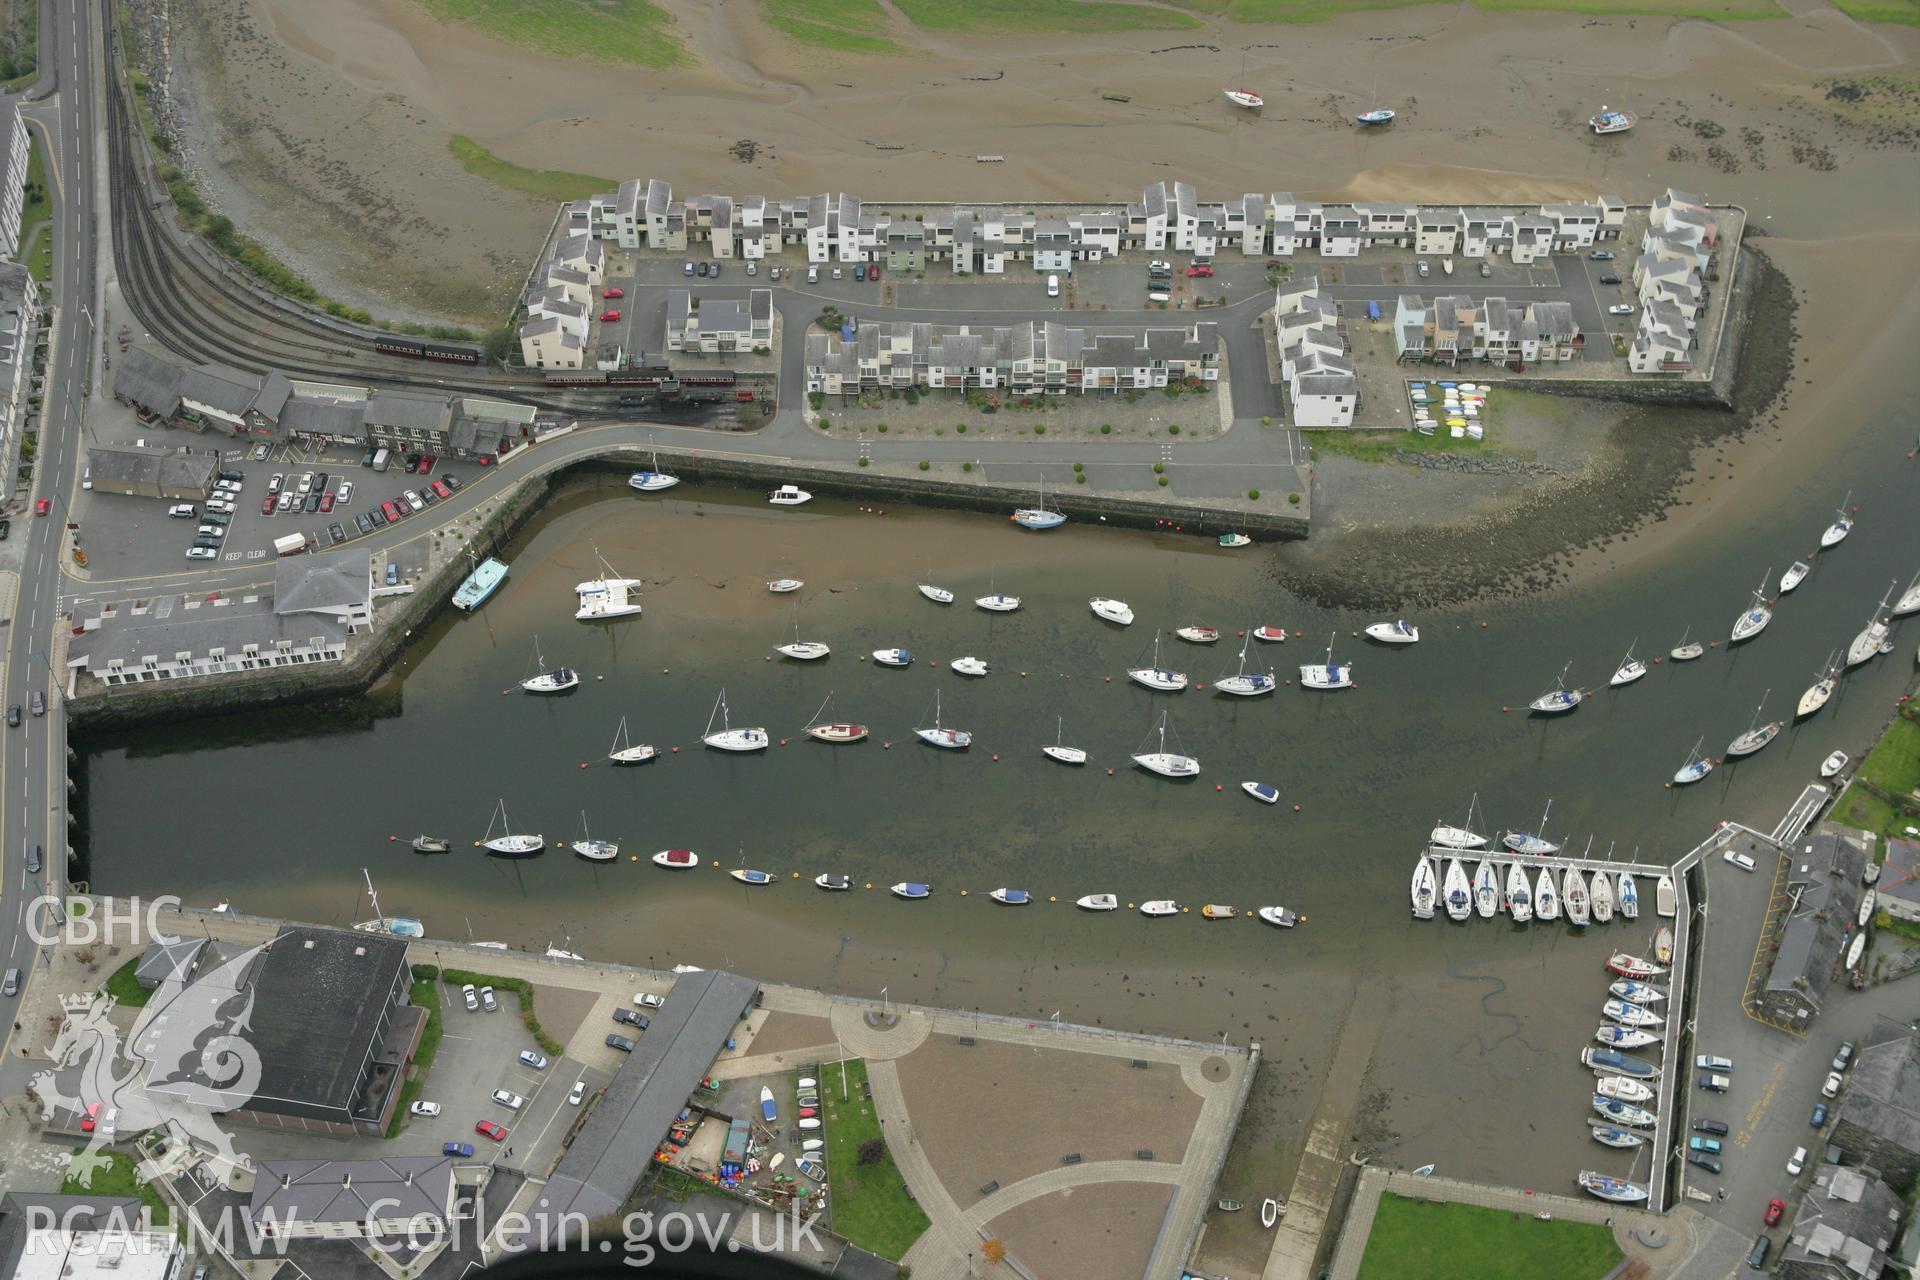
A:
[[113, 347, 184, 415], [85, 445, 216, 493], [1298, 371, 1357, 396], [279, 398, 366, 442], [1530, 300, 1577, 339], [276, 549, 369, 616], [1769, 826, 1869, 1002], [540, 969, 757, 1235], [242, 927, 409, 1114], [135, 937, 206, 987], [0, 1193, 147, 1280], [1838, 1018, 1920, 1157], [176, 363, 262, 418], [695, 300, 749, 338], [645, 179, 670, 219], [750, 289, 772, 323], [546, 265, 589, 288], [1784, 1162, 1902, 1278], [252, 1156, 455, 1226], [254, 372, 294, 423], [363, 391, 451, 434], [1877, 839, 1920, 904]]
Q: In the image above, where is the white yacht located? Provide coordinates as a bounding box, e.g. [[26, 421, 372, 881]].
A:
[[975, 592, 1022, 613], [1894, 570, 1920, 618], [1797, 653, 1840, 719], [1043, 716, 1088, 765], [775, 624, 832, 662], [608, 716, 657, 765], [1564, 867, 1590, 925], [571, 812, 619, 863], [1139, 900, 1181, 917], [1214, 630, 1277, 697], [1431, 794, 1488, 850], [1820, 492, 1854, 547], [1845, 583, 1896, 668], [1591, 869, 1615, 924], [1298, 633, 1353, 690], [1410, 857, 1436, 920], [481, 799, 544, 857], [1090, 598, 1135, 625], [1779, 561, 1810, 594], [1506, 862, 1532, 923], [1730, 572, 1772, 644], [914, 691, 971, 750], [1529, 661, 1581, 714], [628, 444, 680, 492], [574, 552, 644, 621], [1534, 866, 1560, 921], [872, 648, 913, 668], [918, 583, 955, 605], [1011, 477, 1066, 531], [702, 688, 769, 752], [1128, 633, 1190, 692], [768, 485, 813, 507], [1131, 710, 1199, 778], [1473, 860, 1499, 919], [768, 577, 804, 594], [1673, 737, 1713, 786], [520, 637, 579, 693], [1609, 643, 1646, 688], [1618, 873, 1639, 920], [1364, 620, 1419, 645], [1670, 627, 1704, 662], [1442, 858, 1471, 921]]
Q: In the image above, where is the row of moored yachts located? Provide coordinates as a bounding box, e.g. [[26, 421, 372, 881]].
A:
[[1412, 850, 1674, 926], [1580, 947, 1679, 1205]]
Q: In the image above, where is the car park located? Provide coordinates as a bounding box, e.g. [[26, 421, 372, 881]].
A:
[[445, 1141, 475, 1158], [338, 480, 354, 504], [607, 1034, 636, 1052], [463, 983, 478, 1011], [169, 504, 198, 518], [410, 1101, 441, 1117], [1823, 1071, 1843, 1098], [492, 1090, 525, 1110], [569, 1080, 587, 1105], [603, 287, 624, 299], [1765, 1198, 1784, 1226], [1811, 1102, 1829, 1126], [1608, 304, 1637, 316], [1834, 1042, 1855, 1071], [475, 1120, 506, 1141], [1788, 1145, 1807, 1175], [519, 1050, 550, 1070], [1686, 1151, 1721, 1175], [600, 309, 622, 322], [481, 985, 498, 1012]]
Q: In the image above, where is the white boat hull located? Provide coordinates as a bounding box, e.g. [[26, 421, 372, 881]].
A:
[[1364, 623, 1419, 645], [975, 595, 1022, 613], [705, 729, 770, 752], [1214, 674, 1276, 696], [777, 643, 831, 661], [1140, 900, 1180, 917], [1133, 752, 1199, 778], [1176, 627, 1221, 644], [918, 585, 954, 604], [484, 835, 545, 856], [573, 839, 619, 862], [652, 850, 698, 869], [951, 658, 990, 677], [1431, 826, 1488, 850], [629, 473, 679, 492], [1129, 668, 1189, 691], [1443, 859, 1471, 922], [1410, 858, 1436, 920], [916, 728, 971, 749], [1299, 665, 1352, 690], [1043, 744, 1088, 765], [609, 745, 657, 765], [1780, 562, 1810, 593], [1473, 861, 1500, 919], [1090, 599, 1135, 625], [1506, 862, 1532, 923], [1822, 751, 1849, 778], [872, 649, 912, 667], [1077, 894, 1118, 911], [1534, 867, 1559, 921]]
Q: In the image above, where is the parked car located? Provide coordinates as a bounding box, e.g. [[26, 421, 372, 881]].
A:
[[186, 547, 218, 560], [278, 492, 295, 513], [711, 264, 722, 279], [304, 491, 321, 513], [1700, 1073, 1730, 1092], [1415, 260, 1430, 278], [0, 518, 12, 540], [613, 1008, 643, 1026], [366, 506, 387, 528], [203, 512, 230, 527], [443, 474, 463, 492], [1686, 1151, 1721, 1175], [1688, 1135, 1722, 1154], [770, 266, 781, 281], [384, 563, 399, 586], [268, 474, 284, 493], [462, 983, 479, 1011], [1823, 1071, 1844, 1098], [1749, 1235, 1771, 1267], [683, 261, 695, 277], [1187, 264, 1214, 278], [6, 706, 18, 728], [606, 1034, 636, 1053], [169, 504, 198, 518], [807, 265, 819, 283], [261, 496, 278, 516], [1834, 1042, 1855, 1072], [1724, 850, 1756, 872], [1696, 1054, 1733, 1071], [338, 480, 355, 504], [518, 1050, 549, 1071], [1608, 304, 1637, 316], [328, 523, 347, 544], [431, 480, 451, 500], [1478, 261, 1492, 278], [252, 442, 272, 461], [634, 992, 665, 1010], [854, 265, 867, 282], [475, 1120, 506, 1141], [603, 287, 624, 299], [0, 968, 16, 996], [745, 262, 757, 276], [491, 1090, 525, 1110], [405, 491, 426, 512], [697, 262, 710, 278], [1599, 274, 1622, 285], [81, 1102, 101, 1133], [319, 492, 335, 512], [410, 1101, 441, 1117], [569, 1080, 587, 1105], [355, 513, 374, 534], [444, 1141, 475, 1158], [480, 985, 498, 1012], [405, 454, 422, 473], [1788, 1145, 1807, 1175], [1811, 1102, 1829, 1126], [381, 501, 402, 522], [870, 262, 882, 280], [600, 309, 622, 322], [832, 266, 843, 280], [1590, 250, 1616, 260], [1765, 1198, 1785, 1226], [1149, 260, 1173, 273], [419, 455, 436, 475]]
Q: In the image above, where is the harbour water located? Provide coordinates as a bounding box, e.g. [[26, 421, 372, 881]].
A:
[[77, 412, 1920, 1213]]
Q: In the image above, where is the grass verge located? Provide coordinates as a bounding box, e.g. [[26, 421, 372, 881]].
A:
[[756, 0, 904, 51], [821, 1059, 930, 1260], [62, 1149, 171, 1228], [1303, 427, 1516, 464], [102, 957, 153, 1007], [1355, 1194, 1619, 1280], [441, 968, 565, 1057], [21, 129, 52, 286], [386, 972, 447, 1138], [411, 0, 687, 67], [896, 0, 1202, 32], [1857, 713, 1920, 801], [448, 135, 613, 203], [1834, 782, 1897, 842], [1201, 0, 1780, 17], [1827, 0, 1920, 22]]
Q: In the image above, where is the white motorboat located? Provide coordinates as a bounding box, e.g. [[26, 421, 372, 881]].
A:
[[1577, 1172, 1649, 1205], [803, 694, 868, 744], [1673, 736, 1713, 786], [1252, 626, 1287, 643], [1798, 653, 1840, 718], [571, 811, 619, 863], [1609, 979, 1665, 1004], [1820, 491, 1854, 547], [1473, 859, 1499, 919], [1442, 858, 1471, 922], [1564, 867, 1590, 926], [1503, 800, 1559, 855], [768, 578, 804, 594], [1894, 570, 1920, 618], [1591, 1125, 1649, 1149], [1670, 626, 1704, 662], [702, 688, 770, 752], [1726, 690, 1781, 758], [1243, 781, 1280, 805], [1822, 750, 1849, 778], [914, 691, 972, 750], [481, 799, 543, 857], [815, 874, 851, 891], [1219, 533, 1252, 548], [1011, 477, 1066, 531], [1129, 633, 1190, 692], [1534, 866, 1560, 921], [918, 583, 955, 605], [1602, 998, 1662, 1028], [1131, 710, 1199, 778], [1355, 107, 1395, 125], [520, 637, 579, 693], [950, 656, 991, 677], [1042, 716, 1088, 765], [1595, 1076, 1655, 1103], [1299, 633, 1353, 690], [1410, 858, 1437, 920], [1656, 874, 1679, 919], [608, 717, 657, 766], [628, 444, 680, 492], [1609, 642, 1646, 688], [1587, 105, 1637, 135], [1845, 582, 1896, 668], [1780, 561, 1811, 594], [1730, 572, 1773, 643], [872, 648, 913, 668], [1505, 862, 1532, 923], [1224, 88, 1264, 110], [775, 627, 832, 662], [1257, 906, 1299, 928], [1077, 893, 1119, 911], [768, 485, 812, 506], [1215, 630, 1278, 697], [1431, 793, 1487, 850], [1595, 1025, 1659, 1050], [891, 882, 931, 900], [1176, 626, 1221, 644], [1529, 661, 1582, 714], [1090, 597, 1135, 625], [1618, 873, 1639, 920], [1591, 869, 1615, 924], [989, 887, 1030, 905], [575, 551, 644, 621], [1590, 1096, 1656, 1129], [1140, 900, 1181, 917], [652, 848, 699, 870], [1364, 620, 1419, 645]]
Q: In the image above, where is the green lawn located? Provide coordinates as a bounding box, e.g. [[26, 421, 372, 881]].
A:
[[411, 0, 687, 67], [62, 1150, 170, 1228], [102, 958, 153, 1008], [448, 135, 613, 203], [1834, 782, 1897, 841], [1829, 0, 1920, 23], [757, 0, 904, 52], [820, 1060, 930, 1260], [1356, 1195, 1619, 1280], [19, 129, 50, 285], [1304, 427, 1517, 465], [1187, 0, 1780, 16], [894, 0, 1202, 33], [1857, 714, 1920, 800]]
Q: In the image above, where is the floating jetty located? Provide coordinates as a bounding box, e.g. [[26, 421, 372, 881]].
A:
[[1410, 846, 1670, 927]]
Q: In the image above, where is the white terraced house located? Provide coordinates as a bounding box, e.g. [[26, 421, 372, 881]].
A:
[[804, 319, 1217, 396], [1270, 278, 1358, 426]]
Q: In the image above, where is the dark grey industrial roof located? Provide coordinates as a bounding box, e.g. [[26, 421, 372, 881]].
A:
[[113, 347, 184, 415], [538, 969, 757, 1235], [1838, 1017, 1920, 1157], [1767, 825, 1867, 1001], [245, 927, 408, 1112], [363, 391, 451, 434], [279, 398, 366, 441], [85, 445, 216, 493], [177, 363, 263, 418], [252, 1156, 455, 1226], [696, 301, 748, 337]]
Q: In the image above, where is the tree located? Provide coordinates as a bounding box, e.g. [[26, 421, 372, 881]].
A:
[[857, 1137, 885, 1165], [482, 325, 516, 365], [980, 1238, 1007, 1265]]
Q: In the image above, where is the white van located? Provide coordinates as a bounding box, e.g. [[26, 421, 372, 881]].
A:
[[1046, 274, 1060, 298], [371, 448, 390, 473]]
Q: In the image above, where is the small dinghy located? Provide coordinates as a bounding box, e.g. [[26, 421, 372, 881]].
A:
[[1090, 597, 1135, 625], [891, 882, 931, 900], [730, 868, 774, 886], [653, 848, 698, 869], [1252, 626, 1287, 643], [1364, 620, 1419, 645], [768, 578, 804, 594], [815, 873, 850, 891], [872, 648, 913, 668], [1260, 1198, 1280, 1229], [1218, 1199, 1244, 1212], [1243, 781, 1280, 805], [1591, 1125, 1648, 1149], [1201, 904, 1237, 920], [768, 485, 813, 507], [950, 656, 991, 677], [1258, 906, 1299, 928], [1176, 626, 1222, 644], [990, 888, 1030, 905], [1780, 561, 1810, 594], [1654, 927, 1674, 964], [1077, 893, 1119, 911], [1578, 1172, 1649, 1204], [1822, 750, 1849, 778], [412, 835, 450, 853], [1140, 900, 1181, 917]]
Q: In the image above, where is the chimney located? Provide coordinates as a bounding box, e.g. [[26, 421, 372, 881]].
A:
[[342, 1174, 351, 1189], [404, 1171, 413, 1185], [282, 1174, 291, 1188]]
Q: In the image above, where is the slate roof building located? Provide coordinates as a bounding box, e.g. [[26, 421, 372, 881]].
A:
[[1831, 1018, 1920, 1190], [1779, 1162, 1903, 1280], [84, 445, 217, 500], [276, 548, 372, 631], [1757, 824, 1872, 1028], [251, 1155, 459, 1241], [1873, 838, 1920, 924]]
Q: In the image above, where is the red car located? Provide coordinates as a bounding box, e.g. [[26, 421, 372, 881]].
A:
[[431, 480, 451, 500], [319, 492, 335, 512], [1187, 264, 1214, 278], [1765, 1198, 1784, 1226], [81, 1102, 101, 1133], [381, 500, 402, 522], [475, 1120, 506, 1142], [261, 496, 278, 516], [869, 262, 882, 281], [603, 287, 624, 299], [600, 309, 622, 322], [34, 497, 49, 516], [419, 454, 437, 475]]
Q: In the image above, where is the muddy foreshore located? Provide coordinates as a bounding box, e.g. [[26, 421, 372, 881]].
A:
[[1267, 245, 1798, 613]]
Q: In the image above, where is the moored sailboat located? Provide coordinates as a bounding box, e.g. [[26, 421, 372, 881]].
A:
[[1215, 630, 1278, 697], [1730, 572, 1773, 644], [480, 798, 544, 857], [1534, 866, 1560, 921], [1609, 642, 1646, 688], [1131, 709, 1199, 778], [1564, 867, 1591, 926], [1129, 632, 1190, 692], [804, 693, 868, 744], [1529, 661, 1582, 714], [914, 691, 972, 750], [1410, 857, 1437, 920], [703, 688, 770, 752], [1431, 793, 1488, 850], [1726, 690, 1781, 758], [1618, 873, 1639, 920], [1821, 491, 1854, 548], [1503, 800, 1559, 855], [1845, 582, 1896, 668], [1299, 633, 1353, 690], [1443, 858, 1471, 922], [1506, 861, 1533, 923], [520, 637, 579, 693], [1673, 737, 1713, 786], [1473, 860, 1500, 919], [608, 716, 657, 765], [1670, 626, 1704, 662], [571, 811, 619, 862], [1798, 653, 1841, 719], [1011, 477, 1066, 531], [1043, 716, 1088, 765]]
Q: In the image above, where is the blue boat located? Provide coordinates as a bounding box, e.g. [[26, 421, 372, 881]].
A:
[[892, 882, 931, 900], [759, 1087, 777, 1123], [1583, 1046, 1659, 1079], [730, 869, 774, 886], [990, 888, 1029, 905], [452, 557, 509, 611]]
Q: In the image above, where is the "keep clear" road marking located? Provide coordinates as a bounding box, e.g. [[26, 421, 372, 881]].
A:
[[1736, 1060, 1786, 1147]]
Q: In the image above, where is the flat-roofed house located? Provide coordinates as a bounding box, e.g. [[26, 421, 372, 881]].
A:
[[1541, 202, 1602, 250], [1415, 209, 1460, 257], [1393, 295, 1429, 361]]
